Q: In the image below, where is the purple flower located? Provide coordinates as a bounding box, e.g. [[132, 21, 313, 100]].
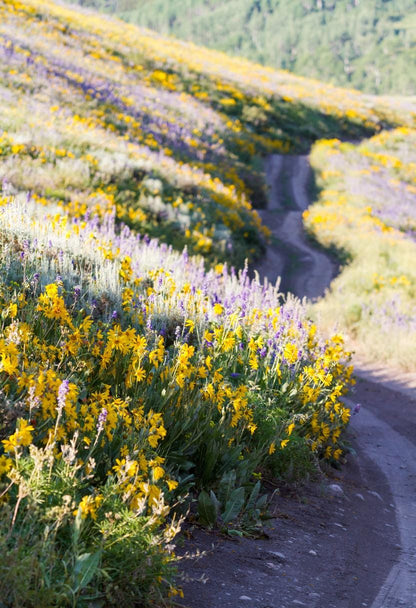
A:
[[57, 379, 69, 414], [97, 408, 108, 432], [111, 310, 118, 319], [353, 403, 361, 415]]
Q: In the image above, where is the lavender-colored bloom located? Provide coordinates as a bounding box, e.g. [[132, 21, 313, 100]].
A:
[[353, 403, 361, 415], [97, 408, 108, 432], [111, 310, 118, 319], [57, 379, 69, 414], [73, 285, 81, 298], [259, 347, 267, 358]]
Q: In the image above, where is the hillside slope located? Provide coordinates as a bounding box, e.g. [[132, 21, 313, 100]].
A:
[[69, 0, 416, 95], [0, 1, 415, 604], [3, 0, 415, 269], [0, 1, 361, 604]]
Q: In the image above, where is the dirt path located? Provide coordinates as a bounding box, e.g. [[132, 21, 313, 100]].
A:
[[177, 155, 416, 608], [256, 155, 336, 299]]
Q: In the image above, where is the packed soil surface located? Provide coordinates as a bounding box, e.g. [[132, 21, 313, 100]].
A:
[[176, 155, 416, 608], [253, 155, 337, 299]]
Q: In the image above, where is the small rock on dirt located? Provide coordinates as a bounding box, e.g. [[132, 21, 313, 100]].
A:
[[328, 484, 344, 497]]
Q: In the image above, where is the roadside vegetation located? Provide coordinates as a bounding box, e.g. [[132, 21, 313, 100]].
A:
[[305, 129, 416, 371], [69, 0, 416, 96], [0, 0, 414, 605]]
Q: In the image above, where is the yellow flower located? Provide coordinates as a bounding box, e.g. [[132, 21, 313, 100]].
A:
[[76, 494, 103, 520], [283, 343, 298, 365], [8, 303, 17, 319], [153, 466, 165, 481], [166, 479, 178, 491], [213, 303, 223, 315], [0, 454, 13, 476], [333, 449, 342, 460], [341, 409, 350, 424], [286, 423, 295, 436], [2, 419, 34, 452], [135, 367, 146, 382], [280, 439, 289, 449], [185, 319, 195, 333]]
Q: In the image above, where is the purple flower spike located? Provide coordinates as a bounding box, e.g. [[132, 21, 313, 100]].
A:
[[97, 408, 108, 432], [57, 379, 70, 414]]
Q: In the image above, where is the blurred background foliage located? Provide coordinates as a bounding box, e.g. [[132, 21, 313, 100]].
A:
[[70, 0, 416, 95]]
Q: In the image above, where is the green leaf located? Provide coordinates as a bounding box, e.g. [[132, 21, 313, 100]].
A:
[[73, 550, 102, 593], [256, 494, 268, 510], [209, 490, 221, 518], [244, 480, 261, 515], [227, 529, 243, 538], [72, 508, 83, 551], [222, 486, 245, 525], [197, 490, 217, 527], [218, 469, 236, 505]]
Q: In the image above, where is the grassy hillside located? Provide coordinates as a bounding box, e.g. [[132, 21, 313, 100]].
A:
[[0, 0, 415, 604], [305, 129, 416, 370], [69, 0, 416, 95], [0, 1, 365, 604]]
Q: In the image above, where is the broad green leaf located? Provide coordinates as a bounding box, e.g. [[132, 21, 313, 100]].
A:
[[218, 469, 236, 505], [209, 490, 221, 518], [256, 494, 268, 510], [245, 480, 261, 514], [197, 490, 217, 527], [222, 486, 245, 524], [72, 508, 83, 551], [73, 550, 102, 593]]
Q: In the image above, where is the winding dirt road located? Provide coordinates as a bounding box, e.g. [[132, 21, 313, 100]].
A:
[[179, 155, 416, 608], [256, 155, 336, 299]]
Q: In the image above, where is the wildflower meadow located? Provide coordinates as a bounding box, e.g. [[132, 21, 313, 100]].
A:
[[0, 0, 414, 605], [305, 129, 416, 370]]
